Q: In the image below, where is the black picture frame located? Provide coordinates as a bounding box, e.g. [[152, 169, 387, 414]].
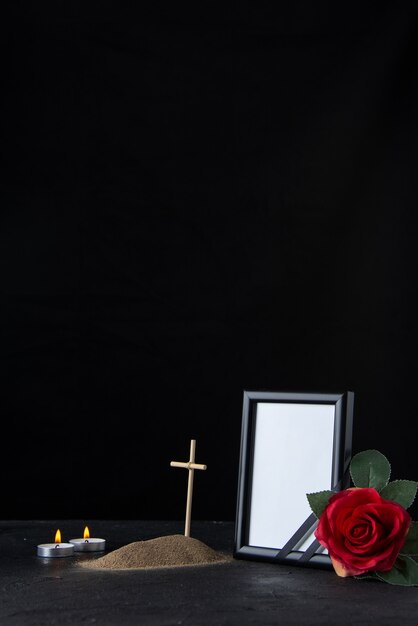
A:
[[234, 391, 354, 568]]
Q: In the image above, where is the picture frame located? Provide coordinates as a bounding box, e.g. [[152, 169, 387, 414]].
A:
[[234, 391, 354, 568]]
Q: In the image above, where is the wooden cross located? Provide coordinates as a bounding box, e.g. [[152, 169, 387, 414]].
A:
[[170, 439, 207, 537]]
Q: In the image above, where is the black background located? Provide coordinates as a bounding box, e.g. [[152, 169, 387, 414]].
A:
[[1, 2, 417, 521]]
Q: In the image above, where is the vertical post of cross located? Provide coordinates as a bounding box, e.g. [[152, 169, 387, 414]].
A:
[[170, 439, 207, 537]]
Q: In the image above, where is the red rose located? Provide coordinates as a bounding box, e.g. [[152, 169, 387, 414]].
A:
[[315, 488, 411, 577]]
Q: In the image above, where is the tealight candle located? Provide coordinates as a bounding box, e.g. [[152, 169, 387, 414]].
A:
[[37, 529, 75, 558], [69, 526, 106, 552]]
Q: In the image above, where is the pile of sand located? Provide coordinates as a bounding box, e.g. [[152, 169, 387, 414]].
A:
[[80, 534, 229, 570]]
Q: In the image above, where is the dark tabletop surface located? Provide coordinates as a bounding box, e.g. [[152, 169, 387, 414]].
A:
[[1, 520, 418, 625]]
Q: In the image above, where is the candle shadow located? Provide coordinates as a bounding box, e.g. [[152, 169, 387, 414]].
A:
[[37, 557, 72, 570]]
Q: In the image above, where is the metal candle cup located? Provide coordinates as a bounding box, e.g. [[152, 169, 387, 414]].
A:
[[69, 538, 106, 552], [37, 529, 74, 558], [37, 543, 74, 557], [69, 526, 106, 553]]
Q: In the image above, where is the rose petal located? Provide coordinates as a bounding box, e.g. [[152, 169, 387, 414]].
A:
[[330, 556, 363, 577], [315, 487, 411, 575]]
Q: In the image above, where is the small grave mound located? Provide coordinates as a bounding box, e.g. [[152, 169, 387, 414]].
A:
[[81, 534, 229, 570]]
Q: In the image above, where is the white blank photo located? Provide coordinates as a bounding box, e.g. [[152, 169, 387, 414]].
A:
[[248, 402, 335, 551]]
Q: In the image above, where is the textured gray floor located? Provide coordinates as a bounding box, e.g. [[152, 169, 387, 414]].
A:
[[1, 520, 418, 625]]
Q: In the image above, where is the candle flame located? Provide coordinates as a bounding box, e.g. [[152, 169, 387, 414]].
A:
[[55, 529, 61, 544], [84, 526, 90, 540]]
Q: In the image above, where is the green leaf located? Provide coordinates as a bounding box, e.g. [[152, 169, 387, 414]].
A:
[[350, 450, 391, 490], [306, 490, 334, 518], [376, 556, 418, 586], [402, 522, 418, 555], [380, 480, 418, 509]]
